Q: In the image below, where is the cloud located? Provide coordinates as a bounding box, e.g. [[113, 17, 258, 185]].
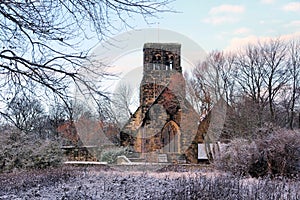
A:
[[233, 28, 251, 35], [224, 32, 300, 52], [259, 19, 282, 25], [203, 16, 238, 25], [204, 4, 244, 25], [283, 2, 300, 12], [285, 20, 300, 27], [260, 0, 275, 4], [209, 5, 245, 15]]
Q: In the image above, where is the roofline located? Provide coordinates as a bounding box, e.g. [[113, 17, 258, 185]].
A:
[[143, 43, 181, 49]]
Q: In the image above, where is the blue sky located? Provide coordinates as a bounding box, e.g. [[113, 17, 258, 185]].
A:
[[92, 0, 300, 98], [139, 0, 300, 52]]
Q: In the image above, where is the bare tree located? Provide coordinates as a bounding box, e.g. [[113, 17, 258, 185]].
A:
[[234, 45, 266, 104], [189, 39, 299, 142], [4, 94, 44, 134], [234, 44, 267, 127], [189, 51, 233, 161], [234, 40, 290, 126], [287, 40, 300, 129], [48, 98, 69, 129], [0, 0, 173, 118], [112, 83, 139, 126], [260, 39, 289, 122], [189, 51, 235, 134], [186, 73, 212, 117], [194, 51, 223, 103]]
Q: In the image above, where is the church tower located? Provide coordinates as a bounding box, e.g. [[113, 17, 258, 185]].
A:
[[120, 43, 204, 163], [140, 43, 183, 114]]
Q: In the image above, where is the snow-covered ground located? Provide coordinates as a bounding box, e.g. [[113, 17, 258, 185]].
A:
[[0, 166, 299, 199]]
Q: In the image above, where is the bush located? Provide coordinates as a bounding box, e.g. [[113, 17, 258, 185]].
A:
[[100, 147, 128, 164], [215, 139, 260, 176], [254, 130, 300, 177], [0, 129, 63, 172], [215, 129, 300, 178], [27, 141, 63, 169]]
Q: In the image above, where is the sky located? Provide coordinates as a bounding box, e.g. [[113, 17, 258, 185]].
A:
[[142, 0, 300, 52], [89, 0, 300, 106], [95, 0, 300, 76]]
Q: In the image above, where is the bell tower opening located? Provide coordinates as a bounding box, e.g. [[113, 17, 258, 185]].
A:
[[143, 43, 181, 73]]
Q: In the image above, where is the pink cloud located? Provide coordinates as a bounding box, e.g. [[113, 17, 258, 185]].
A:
[[209, 5, 245, 15], [204, 4, 244, 25], [285, 20, 300, 27], [203, 16, 239, 25], [233, 28, 251, 35], [261, 0, 275, 4], [224, 32, 300, 52], [283, 2, 300, 12]]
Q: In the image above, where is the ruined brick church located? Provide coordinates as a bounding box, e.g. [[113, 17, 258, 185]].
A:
[[120, 43, 207, 163]]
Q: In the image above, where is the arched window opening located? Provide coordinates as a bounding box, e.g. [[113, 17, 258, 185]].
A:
[[169, 55, 174, 70], [152, 53, 161, 70], [164, 54, 174, 70], [161, 121, 180, 153]]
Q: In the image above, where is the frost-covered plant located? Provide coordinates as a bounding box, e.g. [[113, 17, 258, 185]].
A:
[[100, 147, 129, 164], [0, 128, 63, 172], [215, 129, 300, 178], [215, 139, 260, 176], [255, 130, 300, 177]]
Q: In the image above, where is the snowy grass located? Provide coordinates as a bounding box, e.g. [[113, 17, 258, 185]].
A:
[[0, 166, 299, 199]]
